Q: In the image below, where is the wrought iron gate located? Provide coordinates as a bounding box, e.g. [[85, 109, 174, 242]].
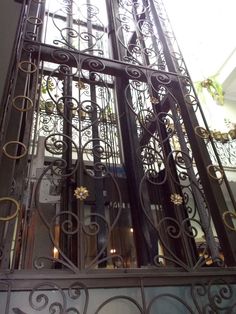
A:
[[0, 0, 236, 312]]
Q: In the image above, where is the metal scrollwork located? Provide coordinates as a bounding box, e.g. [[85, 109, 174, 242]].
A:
[[95, 295, 143, 314], [208, 138, 236, 167], [117, 0, 165, 69], [192, 280, 236, 313], [29, 283, 66, 312], [184, 94, 199, 109], [124, 63, 220, 270], [49, 1, 106, 55], [1, 1, 235, 309], [222, 211, 236, 232], [151, 71, 171, 86], [147, 293, 195, 314], [15, 281, 88, 313]]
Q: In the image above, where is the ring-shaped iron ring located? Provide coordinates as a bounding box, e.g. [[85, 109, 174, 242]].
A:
[[3, 141, 27, 160], [27, 16, 43, 26], [0, 197, 20, 221], [12, 95, 33, 112], [18, 61, 37, 73]]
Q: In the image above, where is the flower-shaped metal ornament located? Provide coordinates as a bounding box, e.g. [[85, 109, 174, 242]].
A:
[[170, 193, 183, 205], [150, 96, 159, 104], [75, 80, 86, 90], [74, 186, 89, 200]]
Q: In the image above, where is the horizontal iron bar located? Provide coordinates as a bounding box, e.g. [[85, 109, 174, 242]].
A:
[[1, 268, 236, 290], [24, 40, 189, 81]]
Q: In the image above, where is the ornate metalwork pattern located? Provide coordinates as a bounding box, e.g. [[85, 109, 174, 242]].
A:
[[41, 0, 109, 56], [0, 0, 236, 313], [208, 139, 236, 168], [115, 0, 166, 69], [1, 279, 235, 313]]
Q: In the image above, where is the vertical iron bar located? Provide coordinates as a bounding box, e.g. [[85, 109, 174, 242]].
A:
[[148, 0, 236, 265], [116, 76, 158, 266]]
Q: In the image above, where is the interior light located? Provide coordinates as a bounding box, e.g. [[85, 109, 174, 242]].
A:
[[53, 247, 59, 258]]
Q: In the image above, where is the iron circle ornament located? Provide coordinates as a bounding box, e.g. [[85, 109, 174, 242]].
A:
[[194, 126, 210, 139], [184, 94, 198, 106], [222, 211, 236, 232], [207, 164, 224, 183], [3, 141, 28, 160], [0, 197, 20, 221], [26, 16, 43, 26], [18, 61, 37, 73], [12, 95, 33, 112]]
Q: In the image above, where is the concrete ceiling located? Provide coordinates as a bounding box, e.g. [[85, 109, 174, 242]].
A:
[[164, 0, 236, 82]]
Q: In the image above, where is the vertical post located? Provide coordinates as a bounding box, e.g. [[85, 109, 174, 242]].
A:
[[149, 0, 236, 264], [116, 77, 158, 266]]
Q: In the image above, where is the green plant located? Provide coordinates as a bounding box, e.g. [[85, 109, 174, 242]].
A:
[[101, 105, 116, 123], [195, 75, 224, 105], [41, 77, 54, 94], [45, 101, 55, 114]]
